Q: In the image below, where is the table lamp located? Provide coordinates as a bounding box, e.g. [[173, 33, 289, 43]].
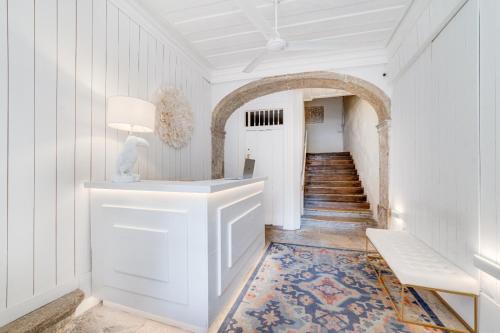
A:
[[107, 96, 156, 183]]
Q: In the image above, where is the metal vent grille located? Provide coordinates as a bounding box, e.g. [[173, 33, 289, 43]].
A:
[[245, 109, 284, 127]]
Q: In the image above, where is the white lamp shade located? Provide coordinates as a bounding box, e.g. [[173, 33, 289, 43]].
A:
[[107, 96, 156, 133]]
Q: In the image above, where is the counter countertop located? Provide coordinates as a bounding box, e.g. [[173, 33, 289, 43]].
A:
[[84, 177, 267, 193]]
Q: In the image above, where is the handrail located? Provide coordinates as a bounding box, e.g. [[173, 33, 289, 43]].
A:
[[300, 130, 308, 215]]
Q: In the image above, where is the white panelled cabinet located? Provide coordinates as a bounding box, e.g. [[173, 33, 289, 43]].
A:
[[86, 178, 266, 332]]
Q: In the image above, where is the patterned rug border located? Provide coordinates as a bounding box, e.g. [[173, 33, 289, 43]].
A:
[[218, 242, 444, 332]]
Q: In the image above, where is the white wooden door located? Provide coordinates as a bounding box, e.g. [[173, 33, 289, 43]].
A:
[[243, 127, 285, 226]]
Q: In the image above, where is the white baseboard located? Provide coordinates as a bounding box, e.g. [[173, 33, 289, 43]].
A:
[[73, 296, 101, 318], [103, 301, 206, 333]]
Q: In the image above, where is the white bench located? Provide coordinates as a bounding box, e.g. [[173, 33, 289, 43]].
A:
[[366, 228, 479, 333]]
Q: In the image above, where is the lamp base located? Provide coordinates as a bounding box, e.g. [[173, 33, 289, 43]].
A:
[[112, 173, 140, 183]]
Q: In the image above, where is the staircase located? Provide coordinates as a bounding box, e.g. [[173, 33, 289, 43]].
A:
[[303, 152, 374, 224]]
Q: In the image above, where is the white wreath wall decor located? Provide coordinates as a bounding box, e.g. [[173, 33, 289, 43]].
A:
[[154, 86, 194, 149]]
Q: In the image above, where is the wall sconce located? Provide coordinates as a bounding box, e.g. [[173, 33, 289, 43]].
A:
[[391, 209, 404, 219], [474, 254, 500, 280], [390, 209, 405, 230]]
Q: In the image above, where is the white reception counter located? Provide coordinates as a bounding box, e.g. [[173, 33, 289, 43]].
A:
[[85, 178, 266, 332]]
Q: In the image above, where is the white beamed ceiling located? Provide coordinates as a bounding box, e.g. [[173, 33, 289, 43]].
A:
[[135, 0, 412, 73]]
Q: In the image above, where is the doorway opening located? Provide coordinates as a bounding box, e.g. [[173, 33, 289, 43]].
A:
[[211, 71, 390, 229]]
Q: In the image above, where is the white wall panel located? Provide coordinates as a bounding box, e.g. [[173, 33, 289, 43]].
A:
[[56, 0, 76, 286], [0, 0, 8, 312], [7, 0, 35, 307], [75, 0, 93, 279], [479, 0, 500, 317], [34, 0, 58, 295], [105, 3, 119, 182], [91, 0, 107, 183], [0, 0, 211, 325]]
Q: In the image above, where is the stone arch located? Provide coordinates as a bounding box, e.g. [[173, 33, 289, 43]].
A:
[[211, 71, 391, 227]]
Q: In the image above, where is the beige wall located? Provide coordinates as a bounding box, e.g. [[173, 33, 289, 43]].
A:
[[343, 96, 379, 216], [305, 97, 344, 153]]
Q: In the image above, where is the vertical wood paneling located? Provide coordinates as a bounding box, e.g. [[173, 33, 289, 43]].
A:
[[137, 27, 148, 178], [56, 0, 76, 284], [154, 42, 164, 179], [75, 0, 93, 278], [91, 0, 107, 182], [0, 0, 210, 324], [479, 0, 500, 302], [0, 0, 8, 311], [161, 48, 172, 179], [105, 3, 118, 181], [34, 0, 57, 295], [116, 10, 129, 151], [391, 0, 478, 275], [128, 20, 139, 99], [146, 35, 156, 180], [7, 0, 35, 306], [496, 0, 500, 304]]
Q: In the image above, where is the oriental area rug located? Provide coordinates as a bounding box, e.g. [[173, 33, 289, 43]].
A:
[[218, 243, 459, 333]]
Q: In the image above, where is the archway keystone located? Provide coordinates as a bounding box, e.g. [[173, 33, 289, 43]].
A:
[[211, 71, 391, 228]]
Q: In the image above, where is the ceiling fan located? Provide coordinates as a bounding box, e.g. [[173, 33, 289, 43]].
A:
[[236, 0, 336, 73]]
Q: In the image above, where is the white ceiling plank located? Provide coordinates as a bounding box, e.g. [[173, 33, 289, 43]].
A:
[[129, 0, 412, 72]]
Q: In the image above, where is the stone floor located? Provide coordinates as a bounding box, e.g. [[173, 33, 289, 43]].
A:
[[266, 218, 369, 251], [66, 219, 370, 333], [65, 305, 190, 333]]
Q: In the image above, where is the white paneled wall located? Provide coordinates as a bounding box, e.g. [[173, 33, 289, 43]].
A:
[[392, 0, 478, 274], [224, 91, 304, 230], [0, 0, 211, 325], [387, 0, 468, 80], [391, 0, 479, 325], [478, 0, 500, 328]]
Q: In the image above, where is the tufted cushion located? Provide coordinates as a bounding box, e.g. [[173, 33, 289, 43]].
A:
[[366, 228, 479, 295]]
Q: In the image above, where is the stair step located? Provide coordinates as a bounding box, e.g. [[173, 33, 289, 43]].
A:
[[305, 180, 362, 187], [307, 169, 357, 175], [307, 174, 359, 181], [303, 208, 373, 219], [305, 193, 367, 203], [305, 187, 364, 195], [306, 155, 353, 161], [304, 200, 370, 210], [301, 215, 375, 224], [306, 164, 355, 171], [307, 152, 351, 157], [307, 160, 353, 165]]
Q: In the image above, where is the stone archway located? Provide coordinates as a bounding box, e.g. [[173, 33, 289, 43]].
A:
[[211, 71, 391, 228]]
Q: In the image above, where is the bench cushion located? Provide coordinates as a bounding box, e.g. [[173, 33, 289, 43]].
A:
[[366, 228, 479, 295]]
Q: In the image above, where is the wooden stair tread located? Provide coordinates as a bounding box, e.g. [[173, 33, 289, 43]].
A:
[[301, 215, 375, 224], [304, 201, 370, 209]]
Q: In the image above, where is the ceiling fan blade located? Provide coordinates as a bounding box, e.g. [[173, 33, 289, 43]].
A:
[[235, 0, 275, 39], [243, 50, 269, 73], [286, 41, 338, 51]]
